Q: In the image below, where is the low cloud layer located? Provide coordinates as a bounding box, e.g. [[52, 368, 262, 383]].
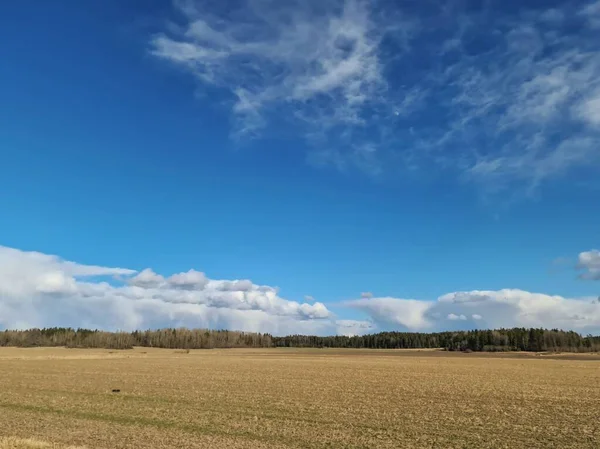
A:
[[151, 0, 600, 197], [347, 288, 600, 334], [0, 246, 337, 335], [1, 245, 598, 335]]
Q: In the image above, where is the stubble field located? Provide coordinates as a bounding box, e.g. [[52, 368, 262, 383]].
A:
[[0, 347, 599, 449]]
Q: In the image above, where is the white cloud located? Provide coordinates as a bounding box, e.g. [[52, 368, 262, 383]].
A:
[[129, 268, 165, 288], [167, 269, 209, 290], [346, 297, 432, 331], [0, 246, 334, 335], [151, 1, 600, 198], [214, 279, 254, 292], [304, 295, 315, 302], [347, 289, 600, 334], [0, 246, 134, 298], [360, 291, 373, 299], [577, 249, 600, 280], [1, 245, 600, 335], [575, 90, 600, 127]]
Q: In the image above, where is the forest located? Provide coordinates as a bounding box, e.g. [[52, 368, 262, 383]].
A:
[[1, 327, 600, 352], [273, 328, 600, 352], [0, 327, 272, 350]]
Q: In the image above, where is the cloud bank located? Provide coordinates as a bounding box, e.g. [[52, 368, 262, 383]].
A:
[[347, 288, 600, 334], [151, 0, 600, 195], [0, 246, 340, 335], [1, 245, 598, 335]]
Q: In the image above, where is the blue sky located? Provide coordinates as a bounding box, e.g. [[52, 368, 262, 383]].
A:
[[0, 0, 599, 335]]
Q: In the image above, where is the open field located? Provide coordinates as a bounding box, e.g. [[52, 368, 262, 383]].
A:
[[0, 348, 599, 448]]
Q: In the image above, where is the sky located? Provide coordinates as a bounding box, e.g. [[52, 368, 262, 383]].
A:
[[0, 0, 599, 336]]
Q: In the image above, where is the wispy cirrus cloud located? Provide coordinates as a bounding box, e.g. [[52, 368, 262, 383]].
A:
[[450, 18, 600, 196], [150, 0, 600, 197], [151, 0, 395, 141], [150, 0, 415, 176]]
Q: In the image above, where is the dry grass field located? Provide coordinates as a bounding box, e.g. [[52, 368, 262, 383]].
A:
[[0, 347, 599, 449]]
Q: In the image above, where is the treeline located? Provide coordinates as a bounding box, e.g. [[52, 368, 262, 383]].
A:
[[272, 328, 600, 352], [0, 328, 273, 350], [1, 327, 599, 352]]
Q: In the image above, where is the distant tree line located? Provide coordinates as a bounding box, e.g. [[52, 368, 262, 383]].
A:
[[272, 328, 600, 352], [0, 327, 272, 350], [1, 327, 599, 352]]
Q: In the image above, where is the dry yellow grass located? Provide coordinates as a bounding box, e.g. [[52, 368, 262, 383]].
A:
[[0, 347, 599, 448], [0, 437, 86, 449]]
